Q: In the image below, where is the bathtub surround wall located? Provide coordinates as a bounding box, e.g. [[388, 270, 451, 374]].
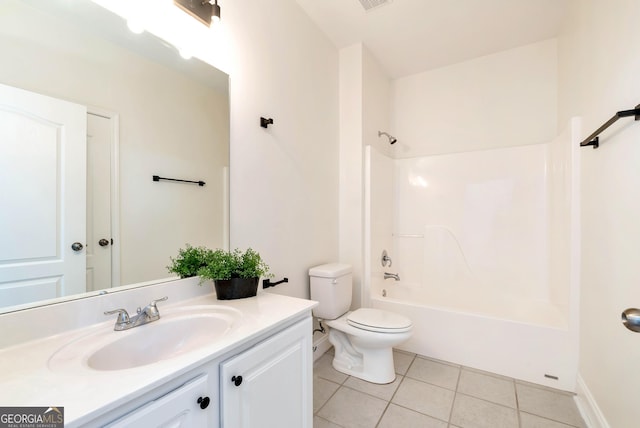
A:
[[559, 0, 640, 425], [365, 117, 581, 390], [393, 144, 550, 300]]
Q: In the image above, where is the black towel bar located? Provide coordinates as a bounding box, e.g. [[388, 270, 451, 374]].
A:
[[153, 175, 206, 186], [580, 104, 640, 149], [263, 277, 288, 289]]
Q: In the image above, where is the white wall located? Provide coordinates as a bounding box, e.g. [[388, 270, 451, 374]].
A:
[[224, 0, 340, 299], [339, 44, 364, 308], [559, 0, 640, 426], [68, 0, 340, 299], [339, 44, 392, 308], [363, 50, 393, 158], [391, 39, 558, 157], [0, 1, 229, 286]]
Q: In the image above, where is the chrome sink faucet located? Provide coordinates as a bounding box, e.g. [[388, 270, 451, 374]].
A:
[[384, 272, 400, 281], [104, 296, 168, 331]]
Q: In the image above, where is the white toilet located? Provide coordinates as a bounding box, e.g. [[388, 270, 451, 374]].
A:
[[309, 263, 412, 384]]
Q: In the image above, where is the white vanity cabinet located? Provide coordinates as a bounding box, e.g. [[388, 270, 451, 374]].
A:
[[104, 374, 211, 427], [87, 315, 312, 428], [0, 288, 317, 428], [220, 317, 312, 428]]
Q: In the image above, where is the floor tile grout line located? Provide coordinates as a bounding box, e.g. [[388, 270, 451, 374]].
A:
[[374, 353, 417, 428], [385, 401, 450, 425], [338, 379, 402, 403], [312, 381, 341, 417], [315, 349, 584, 428], [314, 414, 346, 428], [519, 410, 583, 428], [514, 378, 523, 428], [446, 363, 463, 423], [454, 390, 520, 411]]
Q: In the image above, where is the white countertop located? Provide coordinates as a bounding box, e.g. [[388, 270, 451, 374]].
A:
[[0, 290, 317, 426]]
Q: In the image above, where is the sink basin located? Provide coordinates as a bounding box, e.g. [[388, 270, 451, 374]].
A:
[[48, 305, 242, 371]]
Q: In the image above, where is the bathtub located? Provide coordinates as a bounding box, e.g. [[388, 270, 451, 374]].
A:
[[370, 279, 578, 391]]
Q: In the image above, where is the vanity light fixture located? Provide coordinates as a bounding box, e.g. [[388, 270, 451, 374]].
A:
[[209, 0, 221, 24], [173, 0, 221, 27]]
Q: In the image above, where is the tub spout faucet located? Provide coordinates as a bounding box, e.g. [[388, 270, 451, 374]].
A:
[[384, 272, 400, 281]]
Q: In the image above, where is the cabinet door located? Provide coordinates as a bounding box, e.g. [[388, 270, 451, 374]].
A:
[[220, 317, 312, 428], [105, 374, 211, 428]]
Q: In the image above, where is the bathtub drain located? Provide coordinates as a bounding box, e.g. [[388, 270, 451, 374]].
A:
[[382, 289, 387, 297]]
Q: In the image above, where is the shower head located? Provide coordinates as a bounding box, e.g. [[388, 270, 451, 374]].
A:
[[378, 131, 397, 145]]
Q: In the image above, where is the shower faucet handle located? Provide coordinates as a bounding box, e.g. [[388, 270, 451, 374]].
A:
[[381, 250, 392, 267]]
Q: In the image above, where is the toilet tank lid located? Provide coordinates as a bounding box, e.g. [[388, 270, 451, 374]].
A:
[[308, 263, 352, 278]]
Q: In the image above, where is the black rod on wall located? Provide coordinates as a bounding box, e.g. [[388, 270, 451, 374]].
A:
[[153, 175, 206, 186], [580, 104, 640, 149]]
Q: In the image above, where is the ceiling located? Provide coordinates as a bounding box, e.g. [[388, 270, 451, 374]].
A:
[[294, 0, 569, 79]]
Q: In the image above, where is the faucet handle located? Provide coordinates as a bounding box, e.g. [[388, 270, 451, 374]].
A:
[[381, 250, 392, 267], [145, 296, 168, 318], [150, 296, 168, 306], [104, 308, 130, 324]]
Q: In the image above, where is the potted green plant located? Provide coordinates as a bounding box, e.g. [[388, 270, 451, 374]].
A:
[[166, 244, 214, 278], [197, 248, 272, 300]]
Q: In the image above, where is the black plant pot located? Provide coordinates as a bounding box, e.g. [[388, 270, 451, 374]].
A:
[[213, 277, 259, 300]]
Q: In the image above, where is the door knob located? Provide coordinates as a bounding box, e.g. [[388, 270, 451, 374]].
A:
[[71, 242, 84, 252], [622, 308, 640, 332], [231, 375, 243, 386], [98, 239, 110, 247]]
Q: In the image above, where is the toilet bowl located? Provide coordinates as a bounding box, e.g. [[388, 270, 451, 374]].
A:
[[309, 263, 412, 384], [325, 308, 412, 384]]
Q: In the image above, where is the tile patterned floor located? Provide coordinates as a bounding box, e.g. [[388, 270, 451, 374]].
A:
[[313, 350, 587, 428]]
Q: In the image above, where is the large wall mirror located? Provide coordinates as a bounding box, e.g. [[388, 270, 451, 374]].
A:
[[0, 0, 230, 313]]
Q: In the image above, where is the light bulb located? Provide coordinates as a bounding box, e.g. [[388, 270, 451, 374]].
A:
[[127, 19, 144, 34], [179, 48, 193, 60]]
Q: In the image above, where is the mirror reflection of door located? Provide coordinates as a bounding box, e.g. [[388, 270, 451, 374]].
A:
[[86, 111, 119, 292], [0, 83, 87, 306]]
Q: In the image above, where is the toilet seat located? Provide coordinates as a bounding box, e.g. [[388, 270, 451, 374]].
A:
[[347, 308, 412, 333]]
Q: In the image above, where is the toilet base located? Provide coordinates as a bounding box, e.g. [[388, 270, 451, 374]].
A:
[[328, 329, 397, 384]]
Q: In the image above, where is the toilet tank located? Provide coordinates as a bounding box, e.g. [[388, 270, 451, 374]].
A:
[[309, 263, 352, 320]]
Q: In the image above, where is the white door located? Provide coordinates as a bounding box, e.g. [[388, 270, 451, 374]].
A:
[[220, 318, 313, 428], [86, 112, 114, 292], [0, 83, 87, 307]]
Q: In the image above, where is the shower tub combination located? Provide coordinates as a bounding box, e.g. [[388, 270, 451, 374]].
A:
[[364, 120, 581, 391]]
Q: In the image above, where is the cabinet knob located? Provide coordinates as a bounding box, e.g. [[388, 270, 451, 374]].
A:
[[231, 375, 243, 386], [197, 396, 210, 409]]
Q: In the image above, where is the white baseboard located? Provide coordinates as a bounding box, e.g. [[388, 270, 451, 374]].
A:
[[312, 333, 332, 362], [574, 374, 610, 428]]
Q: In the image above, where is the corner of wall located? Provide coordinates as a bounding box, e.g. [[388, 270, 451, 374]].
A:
[[575, 374, 610, 428]]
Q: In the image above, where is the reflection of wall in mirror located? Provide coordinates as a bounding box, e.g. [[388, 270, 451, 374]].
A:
[[0, 1, 230, 289]]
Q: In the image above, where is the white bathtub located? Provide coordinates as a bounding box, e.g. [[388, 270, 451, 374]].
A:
[[371, 280, 578, 391]]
